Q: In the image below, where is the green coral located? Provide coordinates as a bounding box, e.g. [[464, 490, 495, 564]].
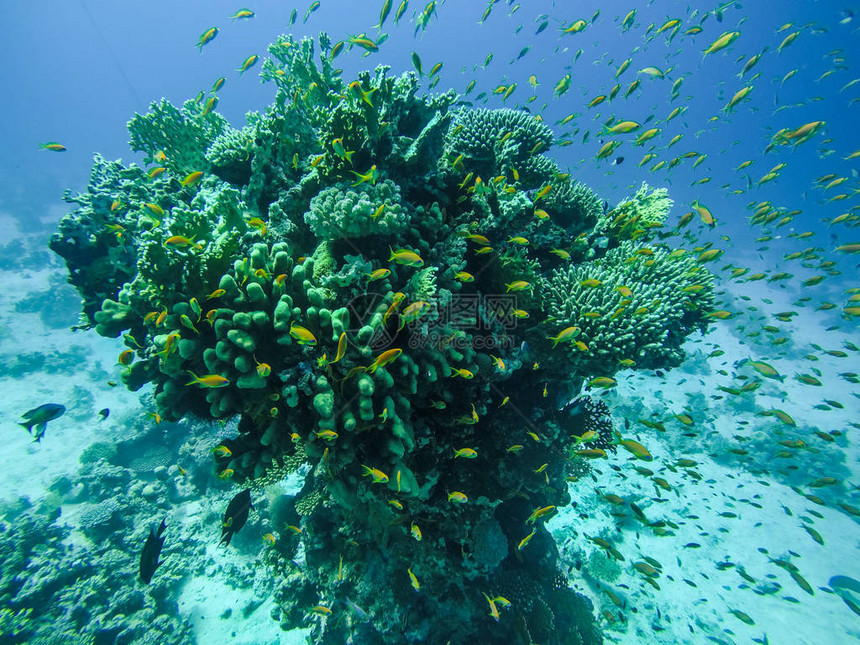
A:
[[128, 97, 228, 172], [305, 179, 408, 238], [444, 107, 556, 185], [408, 266, 438, 302], [0, 607, 32, 639], [53, 33, 714, 645], [542, 179, 604, 237], [598, 182, 672, 242], [540, 241, 714, 374], [205, 120, 258, 185]]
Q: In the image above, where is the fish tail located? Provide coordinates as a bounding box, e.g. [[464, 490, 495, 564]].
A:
[[18, 421, 33, 433], [33, 423, 47, 442]]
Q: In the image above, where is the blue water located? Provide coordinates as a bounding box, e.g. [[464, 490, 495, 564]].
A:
[[1, 1, 858, 644]]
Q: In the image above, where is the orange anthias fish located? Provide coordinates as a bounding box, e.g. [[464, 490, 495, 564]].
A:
[[40, 142, 67, 152], [186, 372, 230, 388]]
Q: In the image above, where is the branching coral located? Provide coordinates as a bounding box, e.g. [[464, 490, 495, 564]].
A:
[[305, 179, 408, 238], [128, 97, 228, 172], [52, 33, 715, 645], [597, 182, 672, 242], [444, 107, 556, 185], [540, 241, 714, 374]]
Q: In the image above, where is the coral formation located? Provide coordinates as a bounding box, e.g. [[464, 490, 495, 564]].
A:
[[540, 241, 715, 374], [0, 495, 194, 644], [52, 34, 715, 644], [596, 182, 672, 242]]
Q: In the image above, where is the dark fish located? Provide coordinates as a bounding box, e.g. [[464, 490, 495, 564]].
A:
[[611, 156, 624, 165], [98, 408, 110, 421], [19, 403, 65, 442], [139, 518, 167, 584], [219, 489, 253, 546], [829, 575, 860, 594]]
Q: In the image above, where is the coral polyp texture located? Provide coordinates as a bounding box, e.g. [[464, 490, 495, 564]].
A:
[[51, 34, 715, 645]]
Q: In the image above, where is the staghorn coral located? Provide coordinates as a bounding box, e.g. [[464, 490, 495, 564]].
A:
[[52, 33, 717, 645]]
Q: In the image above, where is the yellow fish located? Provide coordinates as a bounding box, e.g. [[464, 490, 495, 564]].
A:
[[368, 348, 402, 373], [362, 465, 389, 483], [517, 529, 536, 550], [331, 332, 348, 364], [350, 164, 379, 186], [703, 31, 740, 56], [186, 372, 230, 388], [197, 27, 218, 51], [407, 567, 420, 591], [389, 247, 424, 267], [212, 445, 232, 458], [289, 322, 317, 345], [180, 171, 204, 187], [505, 281, 531, 292], [547, 326, 580, 348], [588, 376, 617, 388], [237, 54, 259, 75]]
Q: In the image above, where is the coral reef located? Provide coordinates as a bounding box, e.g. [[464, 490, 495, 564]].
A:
[[52, 34, 715, 644], [0, 495, 194, 645], [540, 241, 715, 374], [0, 409, 287, 644], [596, 182, 672, 242], [443, 107, 556, 185]]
